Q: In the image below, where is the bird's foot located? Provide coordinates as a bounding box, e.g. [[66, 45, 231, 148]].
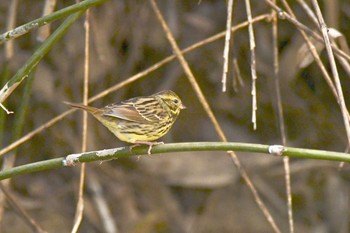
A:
[[131, 141, 164, 155]]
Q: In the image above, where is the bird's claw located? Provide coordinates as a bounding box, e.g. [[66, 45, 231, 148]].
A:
[[131, 141, 164, 155]]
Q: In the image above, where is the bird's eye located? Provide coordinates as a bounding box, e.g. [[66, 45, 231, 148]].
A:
[[173, 99, 179, 104]]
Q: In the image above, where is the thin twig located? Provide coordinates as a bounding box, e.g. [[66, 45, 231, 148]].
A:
[[0, 0, 19, 224], [0, 109, 74, 157], [311, 0, 350, 146], [5, 0, 18, 60], [271, 10, 286, 147], [271, 3, 294, 233], [149, 0, 226, 141], [285, 0, 337, 95], [296, 1, 350, 104], [278, 0, 340, 114], [222, 0, 234, 92], [0, 183, 47, 233], [283, 157, 293, 233], [296, 0, 318, 25], [37, 0, 57, 41], [71, 9, 91, 233], [88, 173, 119, 233], [277, 1, 350, 148], [263, 0, 350, 62], [149, 0, 281, 232], [232, 58, 244, 92], [244, 0, 258, 130]]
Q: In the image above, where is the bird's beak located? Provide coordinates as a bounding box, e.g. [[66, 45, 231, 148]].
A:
[[180, 103, 186, 109]]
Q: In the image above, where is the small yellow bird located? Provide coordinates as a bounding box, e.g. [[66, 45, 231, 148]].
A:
[[65, 90, 186, 154]]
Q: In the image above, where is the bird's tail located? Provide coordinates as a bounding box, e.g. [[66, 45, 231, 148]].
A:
[[64, 101, 101, 114]]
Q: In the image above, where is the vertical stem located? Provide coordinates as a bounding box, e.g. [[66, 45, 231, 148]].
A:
[[71, 9, 90, 233], [244, 0, 258, 130], [222, 0, 234, 92]]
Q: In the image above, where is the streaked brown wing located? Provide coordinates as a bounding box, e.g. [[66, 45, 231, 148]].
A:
[[102, 97, 166, 123], [102, 103, 150, 123]]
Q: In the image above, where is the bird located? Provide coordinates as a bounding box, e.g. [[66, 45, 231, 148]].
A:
[[65, 90, 186, 154]]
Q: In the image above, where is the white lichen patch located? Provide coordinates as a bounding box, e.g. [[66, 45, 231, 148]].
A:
[[268, 145, 285, 156], [63, 153, 82, 166], [96, 147, 124, 157], [63, 147, 125, 166]]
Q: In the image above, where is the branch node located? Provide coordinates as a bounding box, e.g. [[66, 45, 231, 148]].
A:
[[268, 145, 285, 156], [277, 10, 286, 20]]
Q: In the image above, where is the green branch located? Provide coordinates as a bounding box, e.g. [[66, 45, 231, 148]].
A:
[[0, 0, 109, 106], [0, 142, 348, 180], [0, 0, 108, 44]]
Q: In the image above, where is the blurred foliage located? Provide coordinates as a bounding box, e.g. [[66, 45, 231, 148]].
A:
[[1, 0, 350, 232]]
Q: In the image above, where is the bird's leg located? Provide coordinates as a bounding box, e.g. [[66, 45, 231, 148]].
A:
[[130, 141, 164, 155]]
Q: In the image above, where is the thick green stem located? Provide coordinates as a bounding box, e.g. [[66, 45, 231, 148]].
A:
[[0, 0, 108, 44], [0, 142, 348, 180]]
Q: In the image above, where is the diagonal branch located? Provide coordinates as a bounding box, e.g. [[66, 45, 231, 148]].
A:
[[0, 0, 108, 44], [311, 0, 350, 146], [149, 0, 281, 232]]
